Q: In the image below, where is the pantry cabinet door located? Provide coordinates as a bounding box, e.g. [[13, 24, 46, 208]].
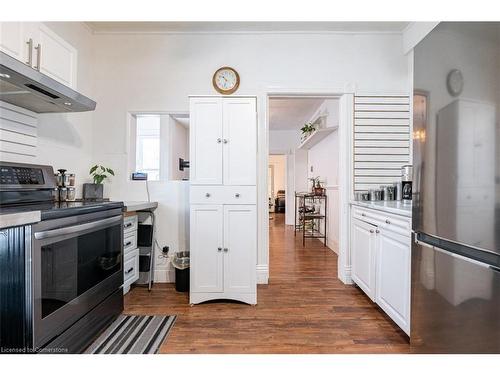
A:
[[223, 205, 256, 294], [376, 229, 411, 334], [190, 205, 224, 293], [222, 97, 257, 185], [0, 22, 25, 61], [351, 217, 377, 301], [190, 97, 223, 185], [35, 24, 77, 88]]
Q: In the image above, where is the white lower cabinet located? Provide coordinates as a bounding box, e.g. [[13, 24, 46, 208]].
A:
[[351, 218, 377, 301], [376, 228, 411, 335], [123, 214, 139, 294], [350, 205, 411, 335], [190, 204, 256, 305]]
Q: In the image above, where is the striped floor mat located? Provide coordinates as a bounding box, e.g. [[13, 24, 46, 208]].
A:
[[85, 315, 176, 354]]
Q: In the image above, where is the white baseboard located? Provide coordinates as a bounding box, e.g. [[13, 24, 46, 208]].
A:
[[256, 264, 269, 284], [341, 265, 353, 284], [154, 268, 174, 283]]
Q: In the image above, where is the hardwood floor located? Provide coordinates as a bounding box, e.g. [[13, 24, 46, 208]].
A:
[[124, 212, 409, 353]]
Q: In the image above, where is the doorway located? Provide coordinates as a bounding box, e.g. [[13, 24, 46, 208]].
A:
[[264, 92, 353, 284]]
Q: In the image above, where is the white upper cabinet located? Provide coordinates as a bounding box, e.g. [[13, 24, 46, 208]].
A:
[[36, 24, 77, 88], [223, 205, 257, 294], [222, 97, 257, 185], [190, 96, 257, 186], [190, 97, 224, 185], [0, 22, 25, 61], [0, 22, 77, 89]]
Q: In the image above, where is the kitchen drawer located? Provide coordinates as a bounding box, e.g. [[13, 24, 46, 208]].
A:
[[190, 185, 256, 205], [123, 214, 138, 234], [123, 232, 137, 255], [352, 205, 411, 237], [124, 248, 139, 284]]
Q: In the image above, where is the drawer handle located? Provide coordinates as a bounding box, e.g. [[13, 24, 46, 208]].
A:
[[125, 241, 132, 246], [235, 193, 240, 198], [385, 219, 391, 224], [205, 193, 211, 198], [361, 213, 366, 217], [217, 247, 222, 252], [125, 267, 134, 274], [125, 223, 133, 228]]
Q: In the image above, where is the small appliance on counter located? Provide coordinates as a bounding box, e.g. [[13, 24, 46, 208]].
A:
[[401, 165, 412, 201]]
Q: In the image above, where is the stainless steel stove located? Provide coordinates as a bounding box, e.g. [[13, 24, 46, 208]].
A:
[[0, 161, 124, 353]]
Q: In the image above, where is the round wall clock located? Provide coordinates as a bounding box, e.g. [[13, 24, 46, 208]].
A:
[[212, 67, 240, 95], [446, 69, 464, 97]]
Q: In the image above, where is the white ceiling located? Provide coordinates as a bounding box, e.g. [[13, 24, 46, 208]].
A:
[[86, 22, 410, 34], [269, 98, 327, 131]]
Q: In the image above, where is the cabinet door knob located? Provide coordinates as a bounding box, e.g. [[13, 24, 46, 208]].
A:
[[376, 229, 380, 234], [385, 219, 391, 224], [217, 138, 222, 143], [217, 247, 222, 252], [205, 193, 211, 198], [235, 193, 240, 198], [370, 229, 374, 233], [223, 139, 228, 144], [361, 213, 366, 217], [223, 248, 228, 252]]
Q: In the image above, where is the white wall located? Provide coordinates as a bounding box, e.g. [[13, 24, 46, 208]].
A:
[[169, 118, 189, 181], [268, 154, 286, 194]]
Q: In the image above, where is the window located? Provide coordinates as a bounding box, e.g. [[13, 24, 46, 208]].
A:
[[135, 115, 161, 181]]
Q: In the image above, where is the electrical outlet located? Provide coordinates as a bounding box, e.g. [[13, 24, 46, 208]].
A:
[[162, 246, 169, 255]]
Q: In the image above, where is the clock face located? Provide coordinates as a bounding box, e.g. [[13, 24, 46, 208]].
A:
[[447, 69, 464, 97], [213, 67, 240, 94]]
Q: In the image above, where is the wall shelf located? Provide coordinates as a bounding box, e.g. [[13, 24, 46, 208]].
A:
[[298, 127, 336, 150]]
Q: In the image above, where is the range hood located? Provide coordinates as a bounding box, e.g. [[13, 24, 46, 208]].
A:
[[0, 51, 96, 113]]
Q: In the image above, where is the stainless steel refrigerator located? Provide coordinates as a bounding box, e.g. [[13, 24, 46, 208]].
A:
[[411, 22, 500, 353]]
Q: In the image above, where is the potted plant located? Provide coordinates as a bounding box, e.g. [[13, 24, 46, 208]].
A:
[[309, 176, 325, 196], [83, 165, 115, 200], [300, 122, 316, 142]]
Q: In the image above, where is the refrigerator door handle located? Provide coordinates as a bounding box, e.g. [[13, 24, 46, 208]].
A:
[[416, 234, 493, 271]]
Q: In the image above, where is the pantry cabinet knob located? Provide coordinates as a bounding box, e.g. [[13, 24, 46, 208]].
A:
[[217, 138, 222, 143], [361, 213, 366, 217], [235, 193, 240, 198], [376, 229, 380, 234], [223, 247, 228, 252], [223, 139, 228, 144], [385, 219, 391, 224], [205, 193, 211, 198], [217, 247, 222, 252], [369, 229, 374, 233]]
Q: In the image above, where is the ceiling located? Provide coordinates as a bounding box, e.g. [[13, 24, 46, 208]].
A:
[[269, 98, 327, 131], [86, 22, 410, 34]]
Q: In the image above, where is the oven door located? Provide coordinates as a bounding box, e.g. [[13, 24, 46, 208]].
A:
[[32, 209, 123, 348]]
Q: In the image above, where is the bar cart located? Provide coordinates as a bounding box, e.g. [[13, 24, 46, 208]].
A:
[[294, 192, 327, 246]]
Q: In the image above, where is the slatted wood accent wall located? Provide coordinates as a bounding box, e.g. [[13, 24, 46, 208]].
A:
[[353, 95, 410, 192], [0, 101, 37, 162]]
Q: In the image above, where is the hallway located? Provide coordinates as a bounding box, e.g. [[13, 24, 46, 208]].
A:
[[124, 213, 409, 353]]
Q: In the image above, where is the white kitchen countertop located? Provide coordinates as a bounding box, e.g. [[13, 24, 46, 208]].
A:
[[350, 200, 412, 218], [123, 201, 158, 212], [0, 210, 41, 229]]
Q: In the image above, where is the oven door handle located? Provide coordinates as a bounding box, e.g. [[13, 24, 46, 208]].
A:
[[34, 216, 122, 240]]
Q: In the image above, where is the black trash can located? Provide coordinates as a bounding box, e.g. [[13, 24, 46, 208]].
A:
[[171, 251, 190, 292]]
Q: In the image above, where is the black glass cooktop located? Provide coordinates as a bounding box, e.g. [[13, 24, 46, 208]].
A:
[[0, 200, 124, 220]]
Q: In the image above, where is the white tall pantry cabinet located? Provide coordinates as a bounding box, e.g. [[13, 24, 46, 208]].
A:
[[189, 96, 257, 305]]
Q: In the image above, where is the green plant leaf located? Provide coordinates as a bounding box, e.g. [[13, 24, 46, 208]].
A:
[[106, 168, 115, 176], [89, 165, 98, 174]]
